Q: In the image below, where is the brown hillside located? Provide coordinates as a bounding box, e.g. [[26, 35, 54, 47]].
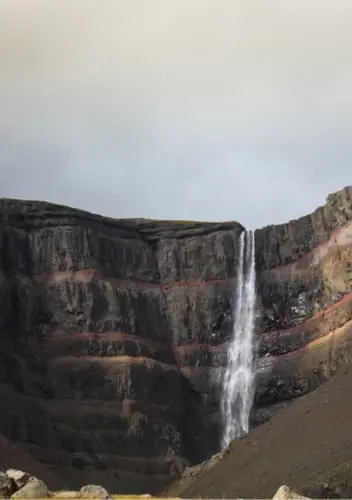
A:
[[168, 366, 352, 498]]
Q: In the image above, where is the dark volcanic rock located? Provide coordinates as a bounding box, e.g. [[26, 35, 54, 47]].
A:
[[1, 186, 352, 493], [255, 186, 352, 271], [0, 199, 243, 492], [253, 186, 352, 409]]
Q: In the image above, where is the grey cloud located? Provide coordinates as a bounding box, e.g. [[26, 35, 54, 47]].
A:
[[1, 0, 352, 228]]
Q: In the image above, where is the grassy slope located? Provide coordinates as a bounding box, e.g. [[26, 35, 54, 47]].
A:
[[167, 366, 352, 498]]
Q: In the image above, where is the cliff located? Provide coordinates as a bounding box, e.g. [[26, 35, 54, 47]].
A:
[[0, 200, 243, 492], [254, 186, 352, 412], [1, 186, 352, 493]]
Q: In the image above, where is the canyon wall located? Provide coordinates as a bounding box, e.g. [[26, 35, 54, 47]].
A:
[[0, 186, 352, 492], [253, 186, 352, 419], [0, 200, 243, 492], [166, 186, 352, 434]]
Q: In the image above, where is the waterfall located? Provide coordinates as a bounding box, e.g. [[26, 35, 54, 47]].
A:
[[220, 229, 257, 450]]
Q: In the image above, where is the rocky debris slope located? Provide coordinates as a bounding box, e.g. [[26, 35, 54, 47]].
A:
[[0, 469, 51, 498], [0, 186, 352, 493], [0, 468, 112, 499], [167, 366, 352, 498], [0, 468, 313, 500]]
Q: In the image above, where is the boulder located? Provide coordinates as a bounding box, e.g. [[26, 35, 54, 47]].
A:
[[0, 471, 17, 498], [6, 470, 31, 490], [272, 485, 311, 500], [11, 477, 50, 499], [79, 484, 111, 499]]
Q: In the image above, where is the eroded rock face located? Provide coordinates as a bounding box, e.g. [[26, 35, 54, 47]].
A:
[[1, 186, 352, 492], [253, 186, 352, 411], [0, 201, 242, 491]]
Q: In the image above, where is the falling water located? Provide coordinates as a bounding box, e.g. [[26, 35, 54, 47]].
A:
[[220, 230, 257, 450]]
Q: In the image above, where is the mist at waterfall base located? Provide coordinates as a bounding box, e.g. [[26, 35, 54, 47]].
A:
[[220, 230, 257, 451]]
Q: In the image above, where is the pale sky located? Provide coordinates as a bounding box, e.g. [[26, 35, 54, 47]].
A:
[[1, 0, 352, 229]]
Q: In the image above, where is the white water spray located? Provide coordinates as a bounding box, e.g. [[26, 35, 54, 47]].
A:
[[220, 230, 257, 450]]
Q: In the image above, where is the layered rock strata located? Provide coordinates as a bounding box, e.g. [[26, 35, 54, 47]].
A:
[[254, 186, 352, 412], [180, 187, 352, 426], [0, 186, 352, 492], [0, 200, 243, 491]]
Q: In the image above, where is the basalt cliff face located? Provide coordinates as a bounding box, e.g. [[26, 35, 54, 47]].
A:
[[254, 186, 352, 413], [1, 186, 352, 493], [174, 186, 352, 433]]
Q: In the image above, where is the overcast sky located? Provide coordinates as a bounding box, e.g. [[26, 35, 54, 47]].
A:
[[1, 1, 352, 228]]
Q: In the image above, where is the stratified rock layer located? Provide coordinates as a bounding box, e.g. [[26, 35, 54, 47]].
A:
[[0, 201, 243, 492], [0, 186, 352, 492]]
